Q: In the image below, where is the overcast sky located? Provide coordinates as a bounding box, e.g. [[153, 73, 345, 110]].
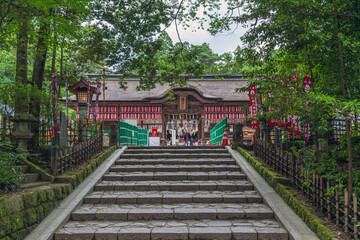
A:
[[166, 23, 247, 55], [166, 2, 248, 55]]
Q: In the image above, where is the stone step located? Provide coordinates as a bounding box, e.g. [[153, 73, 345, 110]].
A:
[[103, 171, 247, 181], [121, 153, 230, 159], [127, 146, 225, 149], [17, 165, 29, 174], [71, 203, 274, 221], [55, 219, 288, 240], [125, 148, 229, 154], [20, 181, 51, 190], [110, 164, 241, 172], [94, 180, 254, 191], [84, 190, 263, 204], [21, 173, 39, 184], [115, 159, 236, 166]]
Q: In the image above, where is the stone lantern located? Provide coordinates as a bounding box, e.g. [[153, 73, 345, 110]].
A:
[[69, 78, 97, 142], [12, 113, 36, 153]]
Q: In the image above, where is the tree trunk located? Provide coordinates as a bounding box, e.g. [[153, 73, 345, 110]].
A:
[[29, 18, 50, 149], [15, 8, 29, 114], [334, 11, 353, 197], [51, 38, 56, 74], [60, 45, 63, 86]]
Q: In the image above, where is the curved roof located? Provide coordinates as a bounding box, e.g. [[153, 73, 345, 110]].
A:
[[101, 80, 249, 102], [67, 74, 251, 103]]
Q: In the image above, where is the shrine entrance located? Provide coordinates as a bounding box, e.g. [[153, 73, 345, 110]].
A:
[[165, 115, 200, 145], [146, 87, 217, 145]]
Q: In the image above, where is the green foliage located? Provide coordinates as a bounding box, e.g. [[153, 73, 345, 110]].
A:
[[191, 0, 360, 197], [0, 141, 25, 191]]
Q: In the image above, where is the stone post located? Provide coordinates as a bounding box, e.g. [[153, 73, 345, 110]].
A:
[[109, 123, 119, 147], [78, 105, 87, 142]]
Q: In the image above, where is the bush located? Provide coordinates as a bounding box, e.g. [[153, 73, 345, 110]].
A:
[[0, 141, 24, 191]]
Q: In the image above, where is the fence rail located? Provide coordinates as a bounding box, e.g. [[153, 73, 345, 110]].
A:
[[253, 138, 359, 239], [51, 131, 103, 175]]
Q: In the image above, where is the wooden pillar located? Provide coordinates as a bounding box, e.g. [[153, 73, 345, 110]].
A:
[[199, 115, 205, 139], [161, 112, 166, 145]]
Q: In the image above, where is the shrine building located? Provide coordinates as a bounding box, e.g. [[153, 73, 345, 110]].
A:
[[69, 74, 251, 142]]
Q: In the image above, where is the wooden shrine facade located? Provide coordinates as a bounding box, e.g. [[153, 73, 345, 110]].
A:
[[69, 74, 251, 141]]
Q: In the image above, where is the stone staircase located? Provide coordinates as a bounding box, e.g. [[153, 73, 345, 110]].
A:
[[54, 146, 288, 240], [19, 164, 50, 189]]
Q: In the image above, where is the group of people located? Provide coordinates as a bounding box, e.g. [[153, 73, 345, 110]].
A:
[[166, 129, 198, 146]]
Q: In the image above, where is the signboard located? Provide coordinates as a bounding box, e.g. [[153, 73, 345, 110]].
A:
[[172, 130, 176, 145]]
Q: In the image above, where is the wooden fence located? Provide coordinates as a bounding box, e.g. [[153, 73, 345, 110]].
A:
[[254, 138, 359, 239], [51, 132, 103, 175]]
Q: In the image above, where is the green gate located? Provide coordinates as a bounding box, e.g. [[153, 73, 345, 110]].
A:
[[119, 121, 148, 146], [138, 128, 148, 146], [210, 117, 227, 145]]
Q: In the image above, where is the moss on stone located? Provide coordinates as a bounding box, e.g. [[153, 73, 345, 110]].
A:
[[86, 164, 92, 175], [10, 212, 24, 232], [24, 208, 37, 227], [25, 224, 38, 235], [317, 224, 336, 240], [0, 216, 11, 237], [61, 184, 72, 196], [37, 189, 47, 203], [45, 189, 55, 202], [52, 185, 63, 200], [0, 145, 118, 239], [60, 185, 68, 196], [90, 161, 96, 170], [10, 229, 26, 240], [35, 205, 44, 223], [0, 199, 7, 217], [54, 146, 116, 188], [3, 195, 24, 216], [23, 192, 38, 208], [42, 202, 53, 217]]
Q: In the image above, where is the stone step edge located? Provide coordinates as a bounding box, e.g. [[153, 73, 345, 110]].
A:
[[102, 172, 246, 181], [84, 193, 262, 204], [121, 154, 230, 158], [127, 146, 225, 149], [114, 160, 236, 165], [94, 181, 254, 191], [124, 150, 229, 154], [109, 167, 240, 172], [71, 207, 274, 221], [55, 226, 288, 240]]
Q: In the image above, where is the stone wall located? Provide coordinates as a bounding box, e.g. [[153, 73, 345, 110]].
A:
[[0, 146, 117, 240]]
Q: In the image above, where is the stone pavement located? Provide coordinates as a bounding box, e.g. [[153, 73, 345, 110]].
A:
[[54, 146, 289, 240]]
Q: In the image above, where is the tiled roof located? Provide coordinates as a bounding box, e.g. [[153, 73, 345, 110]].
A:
[[68, 79, 249, 102], [100, 80, 248, 102]]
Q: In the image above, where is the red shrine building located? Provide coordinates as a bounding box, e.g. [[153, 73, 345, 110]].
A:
[[69, 74, 251, 142]]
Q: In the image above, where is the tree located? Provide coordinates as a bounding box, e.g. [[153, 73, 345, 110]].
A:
[[196, 0, 360, 196]]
